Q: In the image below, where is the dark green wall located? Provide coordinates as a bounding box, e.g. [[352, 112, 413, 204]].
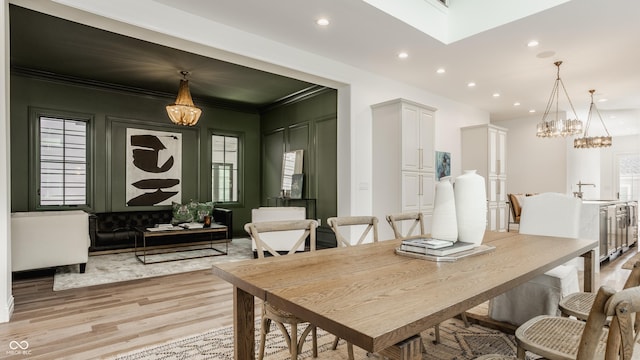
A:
[[260, 89, 338, 235], [10, 73, 261, 236]]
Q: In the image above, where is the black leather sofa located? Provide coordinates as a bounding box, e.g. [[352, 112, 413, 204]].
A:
[[89, 207, 233, 252]]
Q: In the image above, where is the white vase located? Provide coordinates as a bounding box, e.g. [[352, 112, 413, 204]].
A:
[[431, 176, 458, 241], [454, 170, 487, 245]]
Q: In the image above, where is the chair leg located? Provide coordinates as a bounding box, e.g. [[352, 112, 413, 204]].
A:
[[312, 326, 318, 358], [291, 322, 298, 358], [258, 318, 270, 360], [331, 335, 340, 350], [517, 345, 526, 360], [433, 324, 441, 344], [461, 312, 470, 327]]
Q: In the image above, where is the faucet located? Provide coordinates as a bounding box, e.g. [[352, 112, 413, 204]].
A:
[[574, 181, 596, 198]]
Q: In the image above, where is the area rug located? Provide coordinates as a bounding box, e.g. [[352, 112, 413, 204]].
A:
[[53, 238, 253, 291], [111, 318, 540, 360]]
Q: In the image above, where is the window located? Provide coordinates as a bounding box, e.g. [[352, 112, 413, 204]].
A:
[[212, 134, 240, 202], [35, 112, 90, 207]]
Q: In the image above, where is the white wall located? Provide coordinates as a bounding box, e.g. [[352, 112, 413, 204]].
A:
[[493, 114, 567, 194], [495, 115, 640, 200], [1, 0, 489, 321]]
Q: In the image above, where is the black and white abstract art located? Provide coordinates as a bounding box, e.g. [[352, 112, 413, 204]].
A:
[[126, 128, 182, 206]]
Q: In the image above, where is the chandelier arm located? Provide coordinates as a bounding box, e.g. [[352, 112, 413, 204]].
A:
[[542, 80, 560, 122], [592, 105, 611, 137], [558, 78, 581, 120]]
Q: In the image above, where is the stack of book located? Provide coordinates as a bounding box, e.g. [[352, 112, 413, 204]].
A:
[[400, 238, 476, 256]]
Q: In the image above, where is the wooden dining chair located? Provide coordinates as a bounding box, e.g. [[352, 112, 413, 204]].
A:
[[478, 285, 640, 360], [559, 260, 640, 322], [244, 219, 319, 359], [385, 212, 425, 239], [327, 215, 379, 247], [326, 216, 379, 359], [385, 211, 469, 344]]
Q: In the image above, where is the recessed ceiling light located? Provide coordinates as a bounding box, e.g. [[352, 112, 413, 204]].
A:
[[316, 18, 329, 26], [467, 82, 476, 87], [513, 102, 521, 106], [598, 98, 608, 102], [492, 93, 500, 98], [527, 40, 539, 47], [398, 52, 409, 59], [436, 68, 446, 74], [529, 109, 536, 113]]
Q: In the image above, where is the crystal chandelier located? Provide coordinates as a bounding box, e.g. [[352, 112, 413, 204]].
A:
[[166, 71, 202, 126], [536, 61, 583, 138], [574, 89, 612, 148]]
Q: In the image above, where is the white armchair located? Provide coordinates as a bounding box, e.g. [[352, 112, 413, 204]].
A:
[[11, 210, 90, 272]]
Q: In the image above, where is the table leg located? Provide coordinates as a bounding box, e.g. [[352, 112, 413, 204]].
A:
[[234, 286, 255, 360], [378, 334, 422, 360], [582, 249, 596, 292]]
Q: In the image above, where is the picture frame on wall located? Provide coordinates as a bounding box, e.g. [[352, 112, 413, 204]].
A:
[[126, 128, 182, 206], [435, 151, 451, 181], [290, 174, 304, 199]]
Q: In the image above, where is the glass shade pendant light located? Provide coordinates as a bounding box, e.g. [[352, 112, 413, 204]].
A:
[[574, 89, 612, 148], [166, 71, 202, 126], [536, 61, 583, 138]]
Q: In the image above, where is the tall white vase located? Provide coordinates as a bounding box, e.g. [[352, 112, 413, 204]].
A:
[[431, 176, 458, 241], [454, 170, 487, 245]]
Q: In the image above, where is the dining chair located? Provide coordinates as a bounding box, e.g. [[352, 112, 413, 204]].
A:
[[478, 285, 640, 360], [244, 219, 319, 359], [385, 212, 425, 239], [489, 192, 582, 326], [385, 211, 469, 344], [326, 216, 379, 359], [559, 260, 640, 322]]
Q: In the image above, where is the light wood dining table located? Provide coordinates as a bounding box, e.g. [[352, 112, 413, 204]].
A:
[[212, 231, 597, 359]]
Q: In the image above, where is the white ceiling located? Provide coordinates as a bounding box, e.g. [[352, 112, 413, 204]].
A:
[[10, 0, 640, 136], [156, 0, 640, 135]]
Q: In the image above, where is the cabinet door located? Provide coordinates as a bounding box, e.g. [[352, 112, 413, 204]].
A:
[[497, 177, 507, 202], [497, 130, 507, 176], [488, 127, 498, 177], [401, 105, 421, 172], [497, 203, 508, 232], [487, 177, 498, 202], [418, 108, 435, 172], [401, 172, 421, 212], [487, 203, 498, 231], [419, 173, 435, 210]]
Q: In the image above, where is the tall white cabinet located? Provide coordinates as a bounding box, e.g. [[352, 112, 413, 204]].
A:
[[461, 124, 508, 232], [372, 99, 436, 240]]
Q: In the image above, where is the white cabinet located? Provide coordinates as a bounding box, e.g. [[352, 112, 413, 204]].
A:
[[461, 124, 508, 232], [372, 99, 436, 240]]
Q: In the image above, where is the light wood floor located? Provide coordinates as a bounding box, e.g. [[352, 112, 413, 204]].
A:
[[0, 245, 636, 360]]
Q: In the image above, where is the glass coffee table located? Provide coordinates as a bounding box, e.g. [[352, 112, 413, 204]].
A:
[[134, 223, 229, 264]]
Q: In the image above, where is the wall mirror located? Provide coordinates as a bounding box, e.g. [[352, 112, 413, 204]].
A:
[[281, 149, 303, 195]]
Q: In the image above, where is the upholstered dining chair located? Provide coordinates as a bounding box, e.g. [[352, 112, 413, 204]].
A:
[[244, 219, 319, 359], [478, 285, 640, 360], [559, 260, 640, 322], [489, 192, 583, 326], [385, 211, 469, 344], [386, 212, 425, 239], [326, 216, 379, 359]]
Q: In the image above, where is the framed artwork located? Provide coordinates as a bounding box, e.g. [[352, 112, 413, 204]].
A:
[[126, 128, 182, 206], [435, 151, 451, 181], [290, 174, 304, 199]]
